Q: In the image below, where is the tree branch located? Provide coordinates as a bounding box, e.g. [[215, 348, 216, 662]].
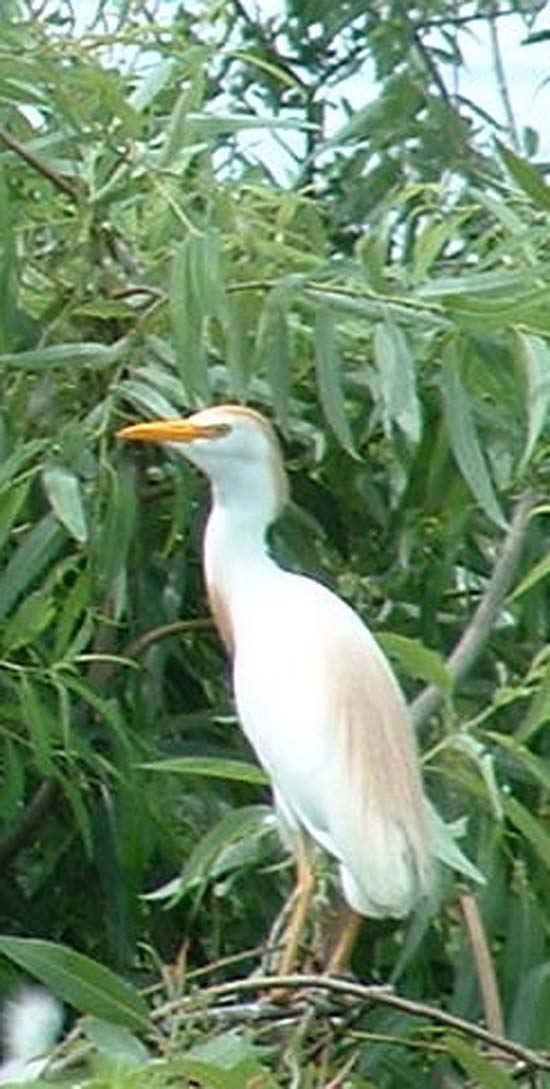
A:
[[0, 779, 59, 869], [0, 122, 80, 200], [411, 489, 536, 730], [124, 618, 213, 658], [155, 973, 550, 1072], [488, 2, 521, 151], [458, 892, 504, 1039]]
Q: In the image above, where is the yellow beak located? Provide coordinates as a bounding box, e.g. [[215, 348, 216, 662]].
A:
[[117, 419, 225, 443]]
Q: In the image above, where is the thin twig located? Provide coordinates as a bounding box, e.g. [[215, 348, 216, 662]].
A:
[[0, 122, 80, 200], [458, 893, 504, 1038], [124, 618, 213, 658], [153, 974, 550, 1072], [488, 2, 521, 151], [411, 489, 536, 730], [0, 779, 59, 868]]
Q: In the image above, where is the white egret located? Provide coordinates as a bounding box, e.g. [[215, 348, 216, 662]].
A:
[[118, 405, 482, 971]]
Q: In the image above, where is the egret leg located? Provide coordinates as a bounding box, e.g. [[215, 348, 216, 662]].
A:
[[277, 840, 315, 976], [325, 908, 362, 975]]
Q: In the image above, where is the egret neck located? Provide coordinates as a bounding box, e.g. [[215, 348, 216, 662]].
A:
[[202, 462, 285, 655]]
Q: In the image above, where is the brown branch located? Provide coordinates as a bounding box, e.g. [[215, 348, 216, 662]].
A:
[[154, 973, 550, 1072], [0, 779, 59, 868], [124, 618, 213, 658], [458, 893, 504, 1039], [411, 489, 536, 730], [0, 122, 80, 200]]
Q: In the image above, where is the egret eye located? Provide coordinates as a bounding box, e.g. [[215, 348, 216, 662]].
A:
[[204, 423, 231, 439]]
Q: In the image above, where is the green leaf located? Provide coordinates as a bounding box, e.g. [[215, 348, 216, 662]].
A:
[[0, 477, 31, 552], [488, 731, 550, 794], [517, 664, 550, 743], [95, 464, 137, 591], [116, 378, 179, 421], [19, 676, 55, 775], [378, 633, 452, 694], [2, 589, 55, 651], [0, 513, 65, 620], [129, 57, 176, 112], [148, 805, 275, 902], [0, 737, 25, 820], [373, 320, 421, 445], [445, 1035, 515, 1088], [314, 308, 355, 452], [170, 238, 208, 401], [81, 1017, 150, 1065], [513, 331, 550, 471], [0, 342, 124, 370], [42, 465, 88, 544], [509, 962, 550, 1047], [496, 139, 550, 210], [508, 552, 550, 603], [139, 756, 269, 785], [183, 1031, 280, 1089], [440, 340, 507, 529], [504, 796, 550, 870], [0, 937, 150, 1030], [256, 288, 291, 424]]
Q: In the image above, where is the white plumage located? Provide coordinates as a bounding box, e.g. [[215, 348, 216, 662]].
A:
[[118, 405, 482, 935], [0, 989, 63, 1084]]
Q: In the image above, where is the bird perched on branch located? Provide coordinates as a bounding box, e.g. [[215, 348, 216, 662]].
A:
[[118, 404, 482, 971]]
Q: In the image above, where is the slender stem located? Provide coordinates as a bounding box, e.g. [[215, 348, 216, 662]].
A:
[[488, 3, 521, 151], [458, 893, 504, 1038], [0, 122, 80, 200], [153, 973, 550, 1072], [0, 779, 58, 868], [411, 490, 536, 730], [124, 618, 213, 658]]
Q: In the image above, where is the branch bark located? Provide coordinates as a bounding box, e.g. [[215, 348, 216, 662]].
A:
[[154, 972, 550, 1073], [0, 122, 80, 200], [411, 489, 536, 730]]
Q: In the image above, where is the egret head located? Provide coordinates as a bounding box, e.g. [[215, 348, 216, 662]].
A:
[[118, 404, 289, 524]]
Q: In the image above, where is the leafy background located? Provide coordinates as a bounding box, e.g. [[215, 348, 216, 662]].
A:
[[0, 0, 550, 1086]]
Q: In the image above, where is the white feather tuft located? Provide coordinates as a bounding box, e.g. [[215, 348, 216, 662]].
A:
[[0, 988, 63, 1084]]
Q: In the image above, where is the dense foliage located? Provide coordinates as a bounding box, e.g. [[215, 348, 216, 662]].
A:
[[1, 0, 550, 1085]]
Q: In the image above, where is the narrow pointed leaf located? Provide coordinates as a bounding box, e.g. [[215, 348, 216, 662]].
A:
[[314, 309, 355, 452], [513, 330, 550, 471], [496, 139, 550, 210], [256, 290, 291, 424], [504, 796, 550, 870], [139, 756, 269, 784], [446, 1035, 515, 1088], [373, 321, 421, 445], [0, 937, 150, 1030], [378, 633, 452, 694], [0, 514, 65, 620], [171, 239, 208, 401], [42, 466, 88, 543], [441, 341, 506, 529]]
